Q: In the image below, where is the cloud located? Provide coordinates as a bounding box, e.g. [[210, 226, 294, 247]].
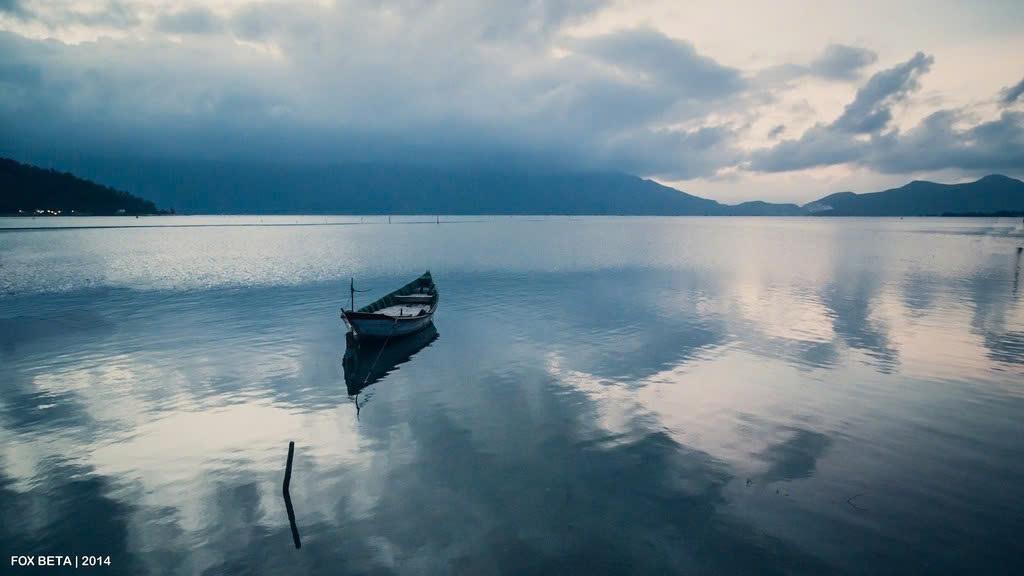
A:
[[597, 124, 743, 180], [868, 109, 1024, 174], [808, 44, 878, 80], [755, 44, 879, 87], [5, 0, 141, 29], [0, 1, 1020, 192], [64, 1, 139, 28], [229, 3, 273, 41], [748, 124, 867, 172], [0, 0, 28, 18], [1002, 76, 1024, 106], [0, 2, 751, 180], [831, 51, 932, 134], [569, 27, 745, 100], [156, 7, 221, 36], [744, 51, 1020, 175]]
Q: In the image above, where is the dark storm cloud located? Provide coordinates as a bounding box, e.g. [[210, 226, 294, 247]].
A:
[[156, 7, 222, 35], [808, 44, 878, 80], [1002, 76, 1024, 105], [0, 1, 1020, 183], [598, 125, 743, 180], [570, 27, 745, 99], [0, 2, 749, 180]]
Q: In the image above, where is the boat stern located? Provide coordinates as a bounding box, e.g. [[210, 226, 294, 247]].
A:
[[340, 308, 354, 333]]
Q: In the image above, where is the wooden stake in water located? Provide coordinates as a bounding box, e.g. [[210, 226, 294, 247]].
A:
[[283, 441, 295, 491], [283, 441, 301, 549]]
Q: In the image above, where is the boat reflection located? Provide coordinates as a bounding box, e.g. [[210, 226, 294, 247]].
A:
[[343, 322, 439, 396]]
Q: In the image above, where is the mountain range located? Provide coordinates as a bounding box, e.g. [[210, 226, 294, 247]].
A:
[[803, 174, 1024, 216], [3, 157, 1023, 216]]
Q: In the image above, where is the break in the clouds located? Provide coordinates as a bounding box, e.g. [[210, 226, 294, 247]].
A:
[[0, 0, 1022, 202]]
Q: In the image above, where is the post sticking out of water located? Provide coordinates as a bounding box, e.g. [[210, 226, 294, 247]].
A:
[[350, 278, 355, 312], [283, 441, 294, 492], [436, 215, 439, 224], [282, 441, 301, 549]]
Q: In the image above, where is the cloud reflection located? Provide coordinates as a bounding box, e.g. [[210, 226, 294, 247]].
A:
[[1, 218, 1023, 573]]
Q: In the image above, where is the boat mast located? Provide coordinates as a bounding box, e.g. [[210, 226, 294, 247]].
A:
[[350, 278, 355, 311]]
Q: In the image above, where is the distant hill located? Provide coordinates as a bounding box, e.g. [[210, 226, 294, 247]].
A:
[[726, 201, 804, 216], [803, 175, 1024, 216], [6, 156, 1023, 217], [30, 158, 800, 216], [0, 158, 164, 215]]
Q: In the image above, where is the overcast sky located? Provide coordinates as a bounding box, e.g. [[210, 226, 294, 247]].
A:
[[1, 0, 1022, 203]]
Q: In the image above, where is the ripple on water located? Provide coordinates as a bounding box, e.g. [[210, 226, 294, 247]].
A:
[[1, 217, 1023, 574]]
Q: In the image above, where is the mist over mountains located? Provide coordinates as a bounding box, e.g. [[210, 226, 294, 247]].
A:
[[3, 157, 1023, 216]]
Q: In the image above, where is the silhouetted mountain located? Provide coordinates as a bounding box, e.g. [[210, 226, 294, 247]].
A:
[[0, 158, 164, 215], [727, 201, 804, 216], [13, 158, 801, 216], [7, 156, 1021, 217], [803, 175, 1024, 216]]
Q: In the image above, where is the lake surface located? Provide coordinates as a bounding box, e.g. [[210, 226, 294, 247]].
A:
[[2, 216, 1023, 575]]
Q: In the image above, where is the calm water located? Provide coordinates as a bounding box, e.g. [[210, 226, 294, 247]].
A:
[[2, 216, 1023, 575]]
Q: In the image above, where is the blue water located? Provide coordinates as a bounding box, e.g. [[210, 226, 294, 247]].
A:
[[1, 216, 1023, 574]]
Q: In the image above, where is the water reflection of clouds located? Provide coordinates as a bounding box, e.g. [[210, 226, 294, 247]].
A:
[[336, 363, 832, 574], [901, 270, 940, 315], [534, 243, 1023, 569], [445, 269, 730, 384], [726, 280, 839, 371], [0, 294, 383, 568], [0, 459, 151, 573], [726, 250, 1023, 381], [2, 218, 1023, 573], [821, 272, 899, 373], [544, 346, 831, 477], [753, 427, 832, 485]]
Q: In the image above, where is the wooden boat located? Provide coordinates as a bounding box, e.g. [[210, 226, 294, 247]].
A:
[[341, 271, 439, 339]]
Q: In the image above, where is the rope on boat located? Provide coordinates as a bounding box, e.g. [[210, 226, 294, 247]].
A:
[[362, 319, 398, 387]]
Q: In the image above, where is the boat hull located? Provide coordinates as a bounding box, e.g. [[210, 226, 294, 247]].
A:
[[343, 311, 434, 339], [342, 271, 439, 340]]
